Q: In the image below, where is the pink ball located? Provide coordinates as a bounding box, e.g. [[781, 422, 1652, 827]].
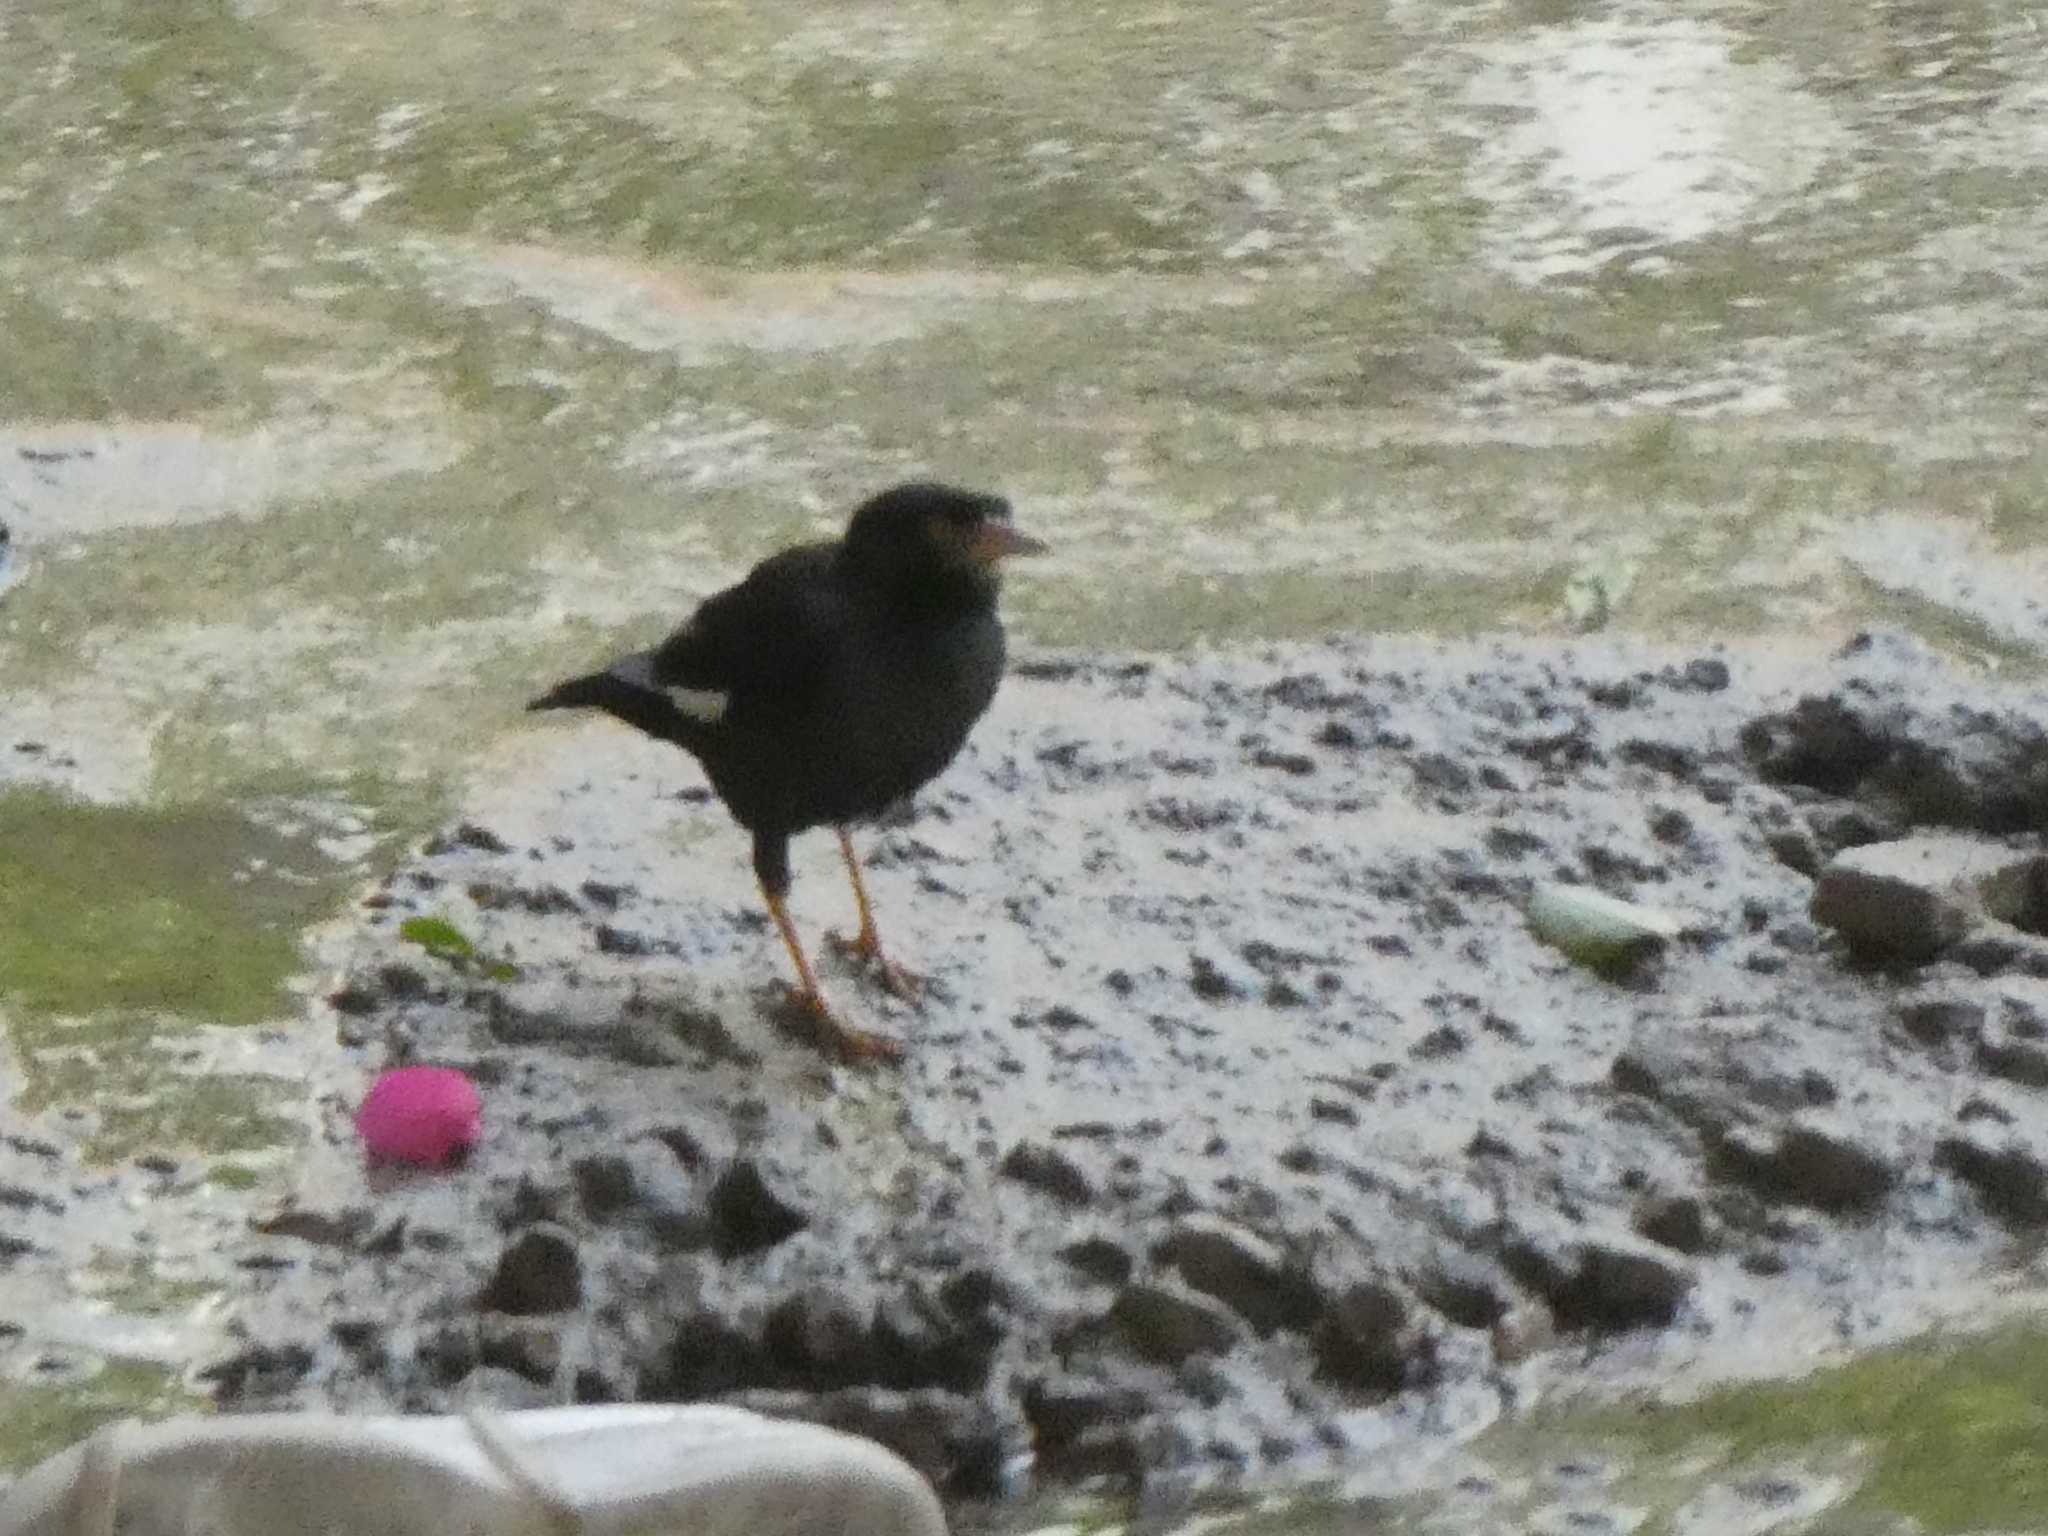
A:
[[355, 1066, 482, 1166]]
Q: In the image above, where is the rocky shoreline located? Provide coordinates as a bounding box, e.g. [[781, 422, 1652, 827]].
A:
[[208, 629, 2048, 1500]]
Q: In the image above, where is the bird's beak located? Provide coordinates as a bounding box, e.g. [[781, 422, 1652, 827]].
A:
[[969, 522, 1050, 564]]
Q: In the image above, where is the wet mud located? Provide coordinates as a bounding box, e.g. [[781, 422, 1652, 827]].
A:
[[186, 628, 2048, 1502]]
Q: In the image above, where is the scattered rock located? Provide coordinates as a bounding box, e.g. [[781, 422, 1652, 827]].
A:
[[1153, 1216, 1316, 1335], [1634, 1195, 1715, 1255], [1808, 835, 2026, 964], [1501, 1232, 1694, 1334], [1935, 1134, 2048, 1228], [1310, 1278, 1422, 1395], [708, 1160, 808, 1257], [1709, 1121, 1898, 1215], [1897, 989, 1987, 1047], [1059, 1235, 1134, 1286], [476, 1226, 583, 1315], [1106, 1281, 1243, 1365], [999, 1141, 1094, 1207], [478, 1317, 563, 1385], [199, 1342, 315, 1403]]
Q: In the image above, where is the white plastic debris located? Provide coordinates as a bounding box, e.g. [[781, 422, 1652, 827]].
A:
[[0, 1403, 948, 1536], [1526, 881, 1682, 966]]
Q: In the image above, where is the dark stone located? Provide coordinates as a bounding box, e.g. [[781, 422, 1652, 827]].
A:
[[1678, 657, 1731, 692], [1936, 1135, 2048, 1227], [1059, 1236, 1134, 1285], [595, 924, 653, 956], [646, 1309, 760, 1399], [251, 1204, 372, 1248], [1310, 1279, 1418, 1395], [1634, 1195, 1714, 1255], [1310, 1096, 1357, 1125], [571, 1155, 636, 1220], [1411, 754, 1473, 796], [708, 1160, 809, 1257], [467, 881, 579, 915], [1153, 1217, 1318, 1335], [1979, 1019, 2048, 1087], [330, 1318, 382, 1353], [477, 1227, 583, 1315], [1501, 1234, 1693, 1334], [1023, 1372, 1152, 1470], [1414, 1252, 1512, 1330], [763, 1287, 872, 1383], [1188, 952, 1248, 1001], [725, 1386, 1026, 1500], [1252, 748, 1316, 776], [478, 1318, 563, 1385], [1899, 992, 1985, 1046], [199, 1342, 314, 1403], [327, 983, 379, 1016], [1708, 1123, 1897, 1215], [456, 822, 511, 853], [999, 1141, 1095, 1207], [1108, 1281, 1243, 1364], [1740, 696, 1892, 794]]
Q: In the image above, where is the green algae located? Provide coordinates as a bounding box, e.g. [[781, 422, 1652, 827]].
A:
[[0, 788, 346, 1161], [80, 1250, 218, 1319], [0, 293, 249, 422], [0, 787, 334, 1021], [0, 1360, 206, 1476], [1544, 1325, 2048, 1534]]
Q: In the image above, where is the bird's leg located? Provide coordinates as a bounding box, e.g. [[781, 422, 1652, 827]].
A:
[[758, 876, 903, 1064], [827, 825, 925, 1000]]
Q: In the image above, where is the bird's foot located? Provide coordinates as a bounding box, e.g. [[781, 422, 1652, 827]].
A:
[[780, 983, 906, 1065], [827, 927, 926, 1002]]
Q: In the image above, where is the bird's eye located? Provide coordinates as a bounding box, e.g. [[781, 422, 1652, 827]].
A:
[[949, 504, 979, 527]]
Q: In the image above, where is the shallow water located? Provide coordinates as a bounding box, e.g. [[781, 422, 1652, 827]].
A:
[[3, 0, 2048, 1526]]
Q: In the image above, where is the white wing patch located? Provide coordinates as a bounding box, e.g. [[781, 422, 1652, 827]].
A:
[[665, 685, 730, 724]]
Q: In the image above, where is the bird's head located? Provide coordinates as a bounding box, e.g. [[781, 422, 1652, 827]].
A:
[[842, 481, 1048, 601]]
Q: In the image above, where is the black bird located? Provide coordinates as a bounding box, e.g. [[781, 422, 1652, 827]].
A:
[[528, 482, 1046, 1062]]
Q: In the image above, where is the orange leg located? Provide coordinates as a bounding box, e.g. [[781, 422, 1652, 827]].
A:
[[760, 878, 903, 1063], [827, 827, 924, 1000]]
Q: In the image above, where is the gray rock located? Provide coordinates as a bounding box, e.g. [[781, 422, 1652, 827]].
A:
[[726, 1385, 1028, 1498], [1633, 1194, 1715, 1255], [1152, 1216, 1316, 1334], [1058, 1235, 1133, 1285], [1976, 1021, 2048, 1089], [999, 1140, 1094, 1206], [1310, 1278, 1422, 1395], [1809, 836, 2039, 963], [1501, 1231, 1694, 1334], [1896, 988, 1987, 1047], [1708, 1119, 1898, 1215], [476, 1317, 563, 1385], [1107, 1280, 1243, 1364], [476, 1226, 582, 1315], [708, 1159, 808, 1257], [1936, 1133, 2048, 1228]]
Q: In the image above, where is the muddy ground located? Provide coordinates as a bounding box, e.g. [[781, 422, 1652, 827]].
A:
[[165, 627, 2048, 1503]]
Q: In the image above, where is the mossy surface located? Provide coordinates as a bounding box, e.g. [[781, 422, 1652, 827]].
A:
[[0, 788, 333, 1022], [0, 1361, 206, 1476]]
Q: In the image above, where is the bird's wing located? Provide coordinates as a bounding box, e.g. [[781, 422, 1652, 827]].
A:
[[645, 543, 843, 723]]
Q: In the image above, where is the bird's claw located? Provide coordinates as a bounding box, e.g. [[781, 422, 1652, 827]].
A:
[[780, 983, 906, 1065], [827, 928, 926, 1002]]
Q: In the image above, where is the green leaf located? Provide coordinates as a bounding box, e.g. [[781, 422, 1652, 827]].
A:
[[398, 915, 475, 960]]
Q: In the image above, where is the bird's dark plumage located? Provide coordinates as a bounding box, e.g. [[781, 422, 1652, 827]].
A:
[[529, 481, 1045, 1061]]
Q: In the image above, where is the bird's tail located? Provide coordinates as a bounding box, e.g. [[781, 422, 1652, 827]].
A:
[[527, 670, 627, 714], [528, 652, 688, 740]]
